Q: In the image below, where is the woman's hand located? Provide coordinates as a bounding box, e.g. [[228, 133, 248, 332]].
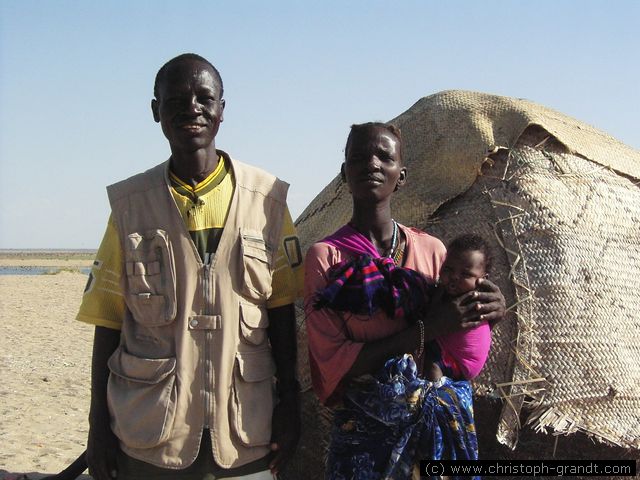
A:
[[468, 278, 506, 327], [425, 278, 506, 337]]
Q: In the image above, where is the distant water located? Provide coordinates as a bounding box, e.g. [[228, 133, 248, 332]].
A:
[[0, 248, 96, 255], [0, 249, 95, 275], [0, 266, 91, 275]]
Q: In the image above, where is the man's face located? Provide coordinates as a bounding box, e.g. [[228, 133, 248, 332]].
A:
[[439, 249, 487, 297], [342, 127, 406, 202], [152, 59, 225, 154]]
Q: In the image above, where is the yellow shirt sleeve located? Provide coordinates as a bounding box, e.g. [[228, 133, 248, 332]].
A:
[[266, 207, 304, 309], [77, 206, 302, 321], [76, 215, 125, 330]]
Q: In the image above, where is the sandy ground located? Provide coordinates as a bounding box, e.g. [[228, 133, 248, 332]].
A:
[[1, 258, 636, 480], [0, 271, 93, 479]]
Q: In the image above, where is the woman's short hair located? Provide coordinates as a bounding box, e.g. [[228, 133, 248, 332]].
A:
[[345, 122, 403, 162]]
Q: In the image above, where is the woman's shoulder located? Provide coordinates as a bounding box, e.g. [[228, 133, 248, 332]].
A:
[[304, 241, 346, 296], [305, 240, 345, 271], [399, 224, 446, 252], [306, 240, 340, 257]]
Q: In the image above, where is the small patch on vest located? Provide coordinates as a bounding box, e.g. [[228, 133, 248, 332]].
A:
[[283, 236, 302, 268], [84, 272, 95, 294]]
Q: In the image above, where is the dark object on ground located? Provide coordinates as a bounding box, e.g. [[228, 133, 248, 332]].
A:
[[39, 452, 86, 480]]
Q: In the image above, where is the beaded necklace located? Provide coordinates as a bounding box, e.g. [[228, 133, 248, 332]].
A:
[[386, 220, 398, 258], [348, 220, 399, 259], [392, 240, 405, 265]]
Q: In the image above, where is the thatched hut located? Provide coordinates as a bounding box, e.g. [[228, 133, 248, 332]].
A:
[[282, 91, 640, 479]]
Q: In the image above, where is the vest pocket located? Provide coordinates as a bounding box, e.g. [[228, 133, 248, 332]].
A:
[[239, 302, 269, 345], [124, 229, 177, 326], [107, 347, 177, 449], [239, 230, 273, 301], [230, 349, 276, 447]]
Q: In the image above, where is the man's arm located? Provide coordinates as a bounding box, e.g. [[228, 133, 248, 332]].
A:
[[266, 303, 300, 475], [86, 326, 121, 480]]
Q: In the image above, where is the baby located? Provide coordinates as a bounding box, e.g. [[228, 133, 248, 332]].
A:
[[425, 234, 493, 382]]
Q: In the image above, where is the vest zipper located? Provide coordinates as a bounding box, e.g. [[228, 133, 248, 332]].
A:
[[203, 266, 213, 429], [205, 330, 213, 429]]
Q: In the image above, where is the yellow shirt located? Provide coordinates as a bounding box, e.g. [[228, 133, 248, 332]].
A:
[[77, 156, 303, 330]]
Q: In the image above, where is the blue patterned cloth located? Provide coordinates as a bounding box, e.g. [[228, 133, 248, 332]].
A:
[[326, 355, 479, 480]]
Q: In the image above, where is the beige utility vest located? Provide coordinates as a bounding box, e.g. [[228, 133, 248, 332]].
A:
[[106, 156, 288, 469]]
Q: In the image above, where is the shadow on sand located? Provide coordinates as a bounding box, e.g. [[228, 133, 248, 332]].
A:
[[1, 471, 92, 480]]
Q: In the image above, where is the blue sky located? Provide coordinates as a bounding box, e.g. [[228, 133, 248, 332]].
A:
[[1, 1, 638, 248]]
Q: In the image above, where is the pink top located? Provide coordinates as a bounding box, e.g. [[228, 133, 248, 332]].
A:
[[436, 323, 491, 380], [304, 224, 446, 404]]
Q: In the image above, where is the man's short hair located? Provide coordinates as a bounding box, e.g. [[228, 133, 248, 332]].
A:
[[345, 122, 403, 162], [154, 53, 224, 99]]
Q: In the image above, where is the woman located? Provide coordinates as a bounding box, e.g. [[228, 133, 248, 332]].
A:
[[305, 123, 505, 479]]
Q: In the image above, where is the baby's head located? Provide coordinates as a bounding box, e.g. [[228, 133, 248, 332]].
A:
[[439, 234, 492, 297]]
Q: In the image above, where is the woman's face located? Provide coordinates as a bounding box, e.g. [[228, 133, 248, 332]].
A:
[[439, 249, 487, 297], [342, 127, 406, 202]]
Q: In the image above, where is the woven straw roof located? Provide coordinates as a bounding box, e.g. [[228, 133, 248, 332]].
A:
[[294, 90, 640, 452]]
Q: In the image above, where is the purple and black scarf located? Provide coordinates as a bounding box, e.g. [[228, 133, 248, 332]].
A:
[[313, 224, 433, 323]]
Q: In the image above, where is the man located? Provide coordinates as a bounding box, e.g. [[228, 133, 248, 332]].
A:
[[78, 53, 302, 480]]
